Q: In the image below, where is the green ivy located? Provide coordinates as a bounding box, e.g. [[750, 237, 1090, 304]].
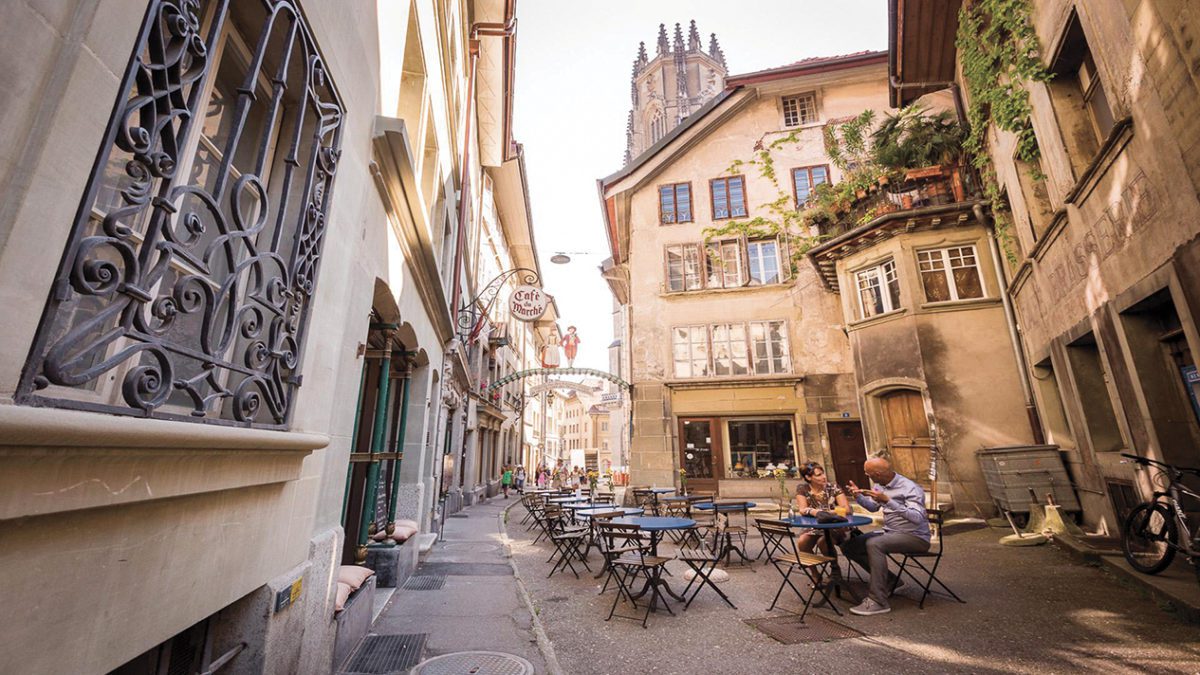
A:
[[956, 0, 1051, 265]]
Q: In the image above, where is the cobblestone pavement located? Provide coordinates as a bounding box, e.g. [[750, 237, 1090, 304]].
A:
[[506, 508, 1200, 674]]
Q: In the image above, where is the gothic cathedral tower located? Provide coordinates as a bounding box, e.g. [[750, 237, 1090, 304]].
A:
[[624, 21, 728, 164]]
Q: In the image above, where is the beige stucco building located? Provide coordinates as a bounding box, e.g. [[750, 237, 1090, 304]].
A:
[[892, 0, 1200, 531], [600, 53, 897, 497]]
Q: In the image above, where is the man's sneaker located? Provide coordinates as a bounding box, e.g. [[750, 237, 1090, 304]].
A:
[[849, 598, 891, 616]]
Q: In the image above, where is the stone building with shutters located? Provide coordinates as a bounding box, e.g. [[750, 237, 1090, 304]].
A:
[[0, 0, 551, 673], [599, 52, 890, 498], [891, 0, 1200, 532]]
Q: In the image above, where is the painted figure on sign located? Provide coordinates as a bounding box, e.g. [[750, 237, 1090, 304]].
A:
[[562, 325, 581, 367], [541, 331, 561, 369]]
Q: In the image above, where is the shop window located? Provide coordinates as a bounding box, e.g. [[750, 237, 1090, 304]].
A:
[[1065, 332, 1125, 453], [917, 246, 985, 302], [710, 175, 747, 219], [727, 419, 796, 477], [1032, 357, 1076, 449], [1118, 289, 1200, 465], [16, 0, 344, 427], [855, 259, 901, 318], [1048, 12, 1116, 176], [659, 183, 693, 223], [792, 165, 830, 207]]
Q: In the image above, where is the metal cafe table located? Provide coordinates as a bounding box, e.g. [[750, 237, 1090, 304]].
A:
[[693, 501, 757, 565], [612, 515, 696, 602], [784, 514, 873, 604], [576, 507, 646, 577]]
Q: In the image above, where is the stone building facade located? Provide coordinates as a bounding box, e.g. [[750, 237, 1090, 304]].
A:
[[600, 54, 892, 498], [892, 0, 1200, 530], [0, 0, 551, 672]]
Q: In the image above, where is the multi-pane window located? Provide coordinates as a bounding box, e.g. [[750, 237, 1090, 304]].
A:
[[782, 92, 817, 127], [659, 183, 693, 224], [747, 239, 781, 286], [710, 176, 747, 219], [1049, 13, 1116, 171], [665, 244, 704, 292], [672, 326, 710, 378], [749, 321, 791, 375], [1077, 52, 1115, 142], [665, 238, 786, 292], [856, 260, 902, 318], [792, 165, 830, 207], [917, 246, 985, 302], [672, 322, 791, 378], [16, 0, 344, 427], [711, 324, 750, 376], [706, 240, 745, 288]]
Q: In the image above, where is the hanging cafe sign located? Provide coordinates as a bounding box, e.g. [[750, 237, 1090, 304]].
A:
[[510, 285, 550, 322]]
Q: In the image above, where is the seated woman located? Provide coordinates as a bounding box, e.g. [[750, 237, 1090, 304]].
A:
[[793, 462, 852, 554]]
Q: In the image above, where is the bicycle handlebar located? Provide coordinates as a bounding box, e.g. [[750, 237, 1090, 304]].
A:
[[1120, 452, 1200, 477]]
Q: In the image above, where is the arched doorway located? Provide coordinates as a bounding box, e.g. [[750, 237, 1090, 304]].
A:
[[878, 389, 933, 490]]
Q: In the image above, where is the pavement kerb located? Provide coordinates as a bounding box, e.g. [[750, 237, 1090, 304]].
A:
[[498, 499, 564, 675]]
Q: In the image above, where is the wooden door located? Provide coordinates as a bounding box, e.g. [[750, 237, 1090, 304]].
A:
[[678, 418, 723, 493], [880, 390, 933, 489], [827, 421, 869, 489]]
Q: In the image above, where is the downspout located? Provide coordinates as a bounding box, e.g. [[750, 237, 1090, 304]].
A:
[[978, 203, 1045, 444]]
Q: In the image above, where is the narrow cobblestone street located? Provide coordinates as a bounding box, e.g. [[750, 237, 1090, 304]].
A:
[[506, 505, 1200, 674]]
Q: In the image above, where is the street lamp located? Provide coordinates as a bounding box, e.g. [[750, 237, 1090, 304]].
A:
[[549, 251, 596, 265]]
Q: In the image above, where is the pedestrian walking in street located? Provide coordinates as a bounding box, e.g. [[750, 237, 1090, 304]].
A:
[[515, 466, 526, 494], [843, 457, 931, 616], [501, 465, 513, 499]]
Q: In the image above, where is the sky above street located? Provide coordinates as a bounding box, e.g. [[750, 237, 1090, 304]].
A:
[[513, 0, 888, 371]]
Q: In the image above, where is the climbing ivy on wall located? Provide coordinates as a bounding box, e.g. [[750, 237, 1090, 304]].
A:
[[956, 0, 1051, 265]]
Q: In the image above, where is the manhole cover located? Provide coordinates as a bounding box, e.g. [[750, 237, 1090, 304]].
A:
[[403, 575, 446, 590], [413, 651, 533, 675], [343, 634, 427, 674], [744, 614, 862, 644]]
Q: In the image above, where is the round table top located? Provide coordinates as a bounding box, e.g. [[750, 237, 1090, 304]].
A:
[[561, 502, 614, 510], [694, 501, 757, 511], [785, 514, 872, 529], [546, 496, 589, 503], [613, 516, 696, 531], [660, 495, 708, 503], [575, 507, 644, 519], [647, 487, 676, 494]]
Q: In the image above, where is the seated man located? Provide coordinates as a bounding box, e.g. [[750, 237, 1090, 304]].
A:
[[842, 457, 931, 616]]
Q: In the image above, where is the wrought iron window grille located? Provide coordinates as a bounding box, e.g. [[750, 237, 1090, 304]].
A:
[[17, 0, 345, 428]]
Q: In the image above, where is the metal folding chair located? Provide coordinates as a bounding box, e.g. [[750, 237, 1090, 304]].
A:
[[755, 519, 837, 621], [597, 522, 673, 628], [543, 505, 590, 579], [678, 527, 736, 610], [888, 509, 966, 608]]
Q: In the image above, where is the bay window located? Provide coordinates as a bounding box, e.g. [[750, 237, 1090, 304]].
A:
[[917, 246, 985, 302], [856, 260, 902, 318]]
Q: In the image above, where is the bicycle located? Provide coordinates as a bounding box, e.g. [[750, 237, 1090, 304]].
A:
[[1118, 453, 1200, 583]]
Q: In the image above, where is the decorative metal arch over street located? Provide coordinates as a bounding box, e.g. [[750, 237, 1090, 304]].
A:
[[485, 367, 631, 393]]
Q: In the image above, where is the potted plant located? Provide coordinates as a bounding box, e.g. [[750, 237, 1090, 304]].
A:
[[871, 104, 965, 202]]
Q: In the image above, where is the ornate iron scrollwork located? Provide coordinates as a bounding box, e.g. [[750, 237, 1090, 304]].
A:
[[17, 0, 345, 428], [457, 268, 541, 341]]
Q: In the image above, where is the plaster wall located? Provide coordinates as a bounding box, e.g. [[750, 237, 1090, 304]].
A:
[[621, 67, 888, 488]]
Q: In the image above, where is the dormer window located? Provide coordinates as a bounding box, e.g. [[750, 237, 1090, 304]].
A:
[[782, 92, 817, 127]]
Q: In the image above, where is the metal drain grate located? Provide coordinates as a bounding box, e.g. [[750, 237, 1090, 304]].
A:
[[417, 562, 511, 576], [343, 634, 427, 674], [744, 614, 863, 644], [413, 651, 533, 675], [403, 575, 446, 590]]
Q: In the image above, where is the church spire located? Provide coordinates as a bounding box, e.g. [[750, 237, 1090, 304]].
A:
[[708, 33, 726, 69], [637, 41, 648, 66], [672, 22, 684, 54], [656, 23, 669, 54], [688, 20, 701, 52]]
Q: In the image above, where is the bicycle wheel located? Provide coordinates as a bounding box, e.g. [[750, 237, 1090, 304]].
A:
[[1122, 502, 1177, 574]]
